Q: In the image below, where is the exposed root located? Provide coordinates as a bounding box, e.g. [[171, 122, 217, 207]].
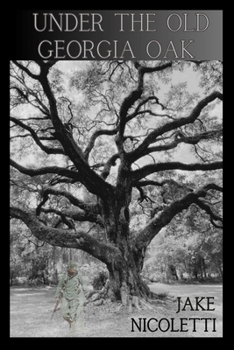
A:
[[116, 303, 124, 312], [85, 279, 174, 314], [138, 298, 156, 311], [128, 299, 132, 313], [115, 295, 166, 313], [132, 296, 141, 310]]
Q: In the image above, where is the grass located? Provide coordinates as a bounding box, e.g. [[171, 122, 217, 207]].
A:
[[10, 283, 223, 338]]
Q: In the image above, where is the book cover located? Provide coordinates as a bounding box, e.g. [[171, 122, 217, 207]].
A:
[[10, 10, 223, 338]]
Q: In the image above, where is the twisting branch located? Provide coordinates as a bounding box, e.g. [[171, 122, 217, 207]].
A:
[[10, 159, 81, 182], [59, 214, 75, 230], [35, 185, 104, 226], [194, 198, 223, 228], [128, 90, 223, 163], [59, 96, 74, 123], [101, 153, 119, 179], [10, 206, 119, 265], [136, 179, 193, 190], [12, 60, 114, 201], [23, 234, 45, 248], [84, 128, 118, 161], [129, 128, 222, 161], [40, 207, 104, 226], [136, 185, 156, 205], [37, 186, 101, 214], [36, 191, 49, 216], [116, 61, 173, 156], [40, 207, 76, 230], [10, 117, 65, 155], [12, 61, 41, 80], [131, 161, 223, 183], [134, 183, 223, 251], [126, 96, 167, 123], [11, 83, 50, 116]]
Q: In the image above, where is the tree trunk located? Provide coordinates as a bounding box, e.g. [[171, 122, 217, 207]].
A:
[[101, 191, 152, 304], [104, 227, 151, 304], [107, 260, 151, 303]]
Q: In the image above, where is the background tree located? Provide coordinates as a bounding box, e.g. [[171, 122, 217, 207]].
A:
[[143, 206, 223, 283], [10, 60, 222, 305]]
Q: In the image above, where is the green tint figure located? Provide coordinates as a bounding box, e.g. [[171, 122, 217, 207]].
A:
[[55, 261, 86, 335]]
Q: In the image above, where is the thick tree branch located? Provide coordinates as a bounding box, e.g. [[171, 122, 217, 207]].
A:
[[12, 61, 114, 200], [10, 206, 115, 264], [194, 198, 223, 228], [135, 185, 156, 205], [40, 186, 100, 213], [131, 161, 223, 183], [12, 61, 41, 80], [132, 129, 222, 159], [126, 96, 166, 124], [116, 61, 172, 154], [55, 213, 75, 230], [10, 117, 64, 155], [136, 179, 193, 191], [11, 84, 50, 116], [40, 207, 104, 226], [39, 62, 115, 199], [84, 128, 117, 160], [134, 183, 223, 251], [10, 159, 80, 181], [36, 186, 103, 225], [202, 183, 223, 192], [128, 91, 223, 163], [100, 153, 119, 179]]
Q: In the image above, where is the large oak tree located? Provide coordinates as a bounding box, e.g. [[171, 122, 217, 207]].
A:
[[10, 60, 222, 304]]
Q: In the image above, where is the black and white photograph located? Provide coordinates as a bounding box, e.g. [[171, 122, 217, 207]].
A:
[[10, 11, 223, 338]]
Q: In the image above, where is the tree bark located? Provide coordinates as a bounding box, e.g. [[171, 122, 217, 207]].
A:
[[107, 252, 151, 302]]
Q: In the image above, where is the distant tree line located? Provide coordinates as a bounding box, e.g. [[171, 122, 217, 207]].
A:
[[142, 205, 222, 283]]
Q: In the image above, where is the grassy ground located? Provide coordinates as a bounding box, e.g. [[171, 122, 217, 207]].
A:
[[10, 283, 222, 338]]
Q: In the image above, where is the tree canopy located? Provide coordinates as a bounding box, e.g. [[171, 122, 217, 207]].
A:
[[10, 60, 223, 301]]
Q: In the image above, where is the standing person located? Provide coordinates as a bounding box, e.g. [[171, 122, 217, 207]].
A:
[[55, 261, 86, 335]]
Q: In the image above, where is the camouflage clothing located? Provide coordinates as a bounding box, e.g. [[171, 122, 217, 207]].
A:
[[55, 270, 85, 325]]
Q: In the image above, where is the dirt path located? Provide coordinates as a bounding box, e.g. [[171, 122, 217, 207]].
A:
[[10, 283, 222, 338]]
